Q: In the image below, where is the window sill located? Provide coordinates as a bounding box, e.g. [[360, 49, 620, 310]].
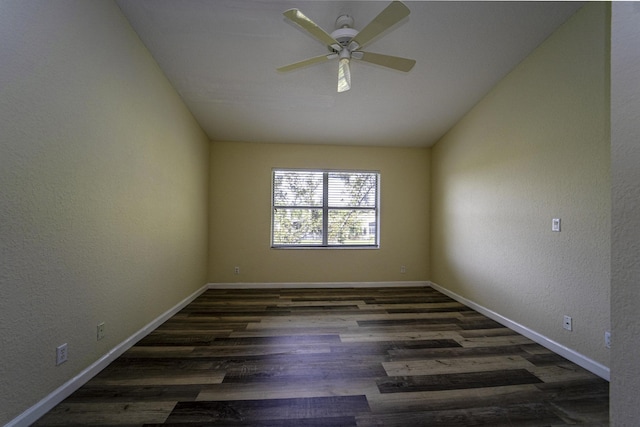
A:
[[271, 245, 380, 250]]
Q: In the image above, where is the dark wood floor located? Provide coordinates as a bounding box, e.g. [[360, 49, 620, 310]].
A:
[[34, 287, 609, 426]]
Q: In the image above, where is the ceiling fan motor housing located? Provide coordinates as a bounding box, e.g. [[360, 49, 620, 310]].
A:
[[331, 15, 358, 50], [330, 29, 358, 51]]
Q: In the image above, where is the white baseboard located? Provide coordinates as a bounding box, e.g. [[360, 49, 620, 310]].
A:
[[208, 281, 430, 289], [6, 283, 210, 427], [429, 281, 610, 381]]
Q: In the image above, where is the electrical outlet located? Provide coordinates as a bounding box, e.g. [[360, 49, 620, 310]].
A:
[[400, 266, 406, 274], [56, 343, 68, 365], [605, 331, 611, 349], [234, 266, 240, 275], [97, 322, 105, 341], [563, 315, 572, 331]]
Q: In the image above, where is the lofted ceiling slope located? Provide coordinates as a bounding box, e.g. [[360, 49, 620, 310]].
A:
[[116, 1, 584, 147]]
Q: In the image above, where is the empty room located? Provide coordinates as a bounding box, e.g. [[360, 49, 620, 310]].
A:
[[1, 1, 639, 426]]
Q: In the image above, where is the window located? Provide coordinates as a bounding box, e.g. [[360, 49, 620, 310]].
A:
[[272, 169, 379, 248]]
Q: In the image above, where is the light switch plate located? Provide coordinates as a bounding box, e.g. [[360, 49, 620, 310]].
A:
[[552, 218, 561, 232]]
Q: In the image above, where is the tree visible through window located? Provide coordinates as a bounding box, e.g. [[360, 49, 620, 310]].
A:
[[272, 169, 379, 248]]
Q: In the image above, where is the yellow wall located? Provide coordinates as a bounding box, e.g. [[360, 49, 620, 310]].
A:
[[430, 3, 610, 366], [209, 141, 430, 283], [0, 1, 210, 424]]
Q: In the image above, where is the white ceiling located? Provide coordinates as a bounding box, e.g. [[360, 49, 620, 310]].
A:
[[116, 1, 584, 147]]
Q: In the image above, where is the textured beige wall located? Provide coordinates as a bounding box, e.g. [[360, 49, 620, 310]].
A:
[[610, 2, 640, 424], [430, 3, 610, 366], [0, 1, 210, 424], [209, 141, 430, 283]]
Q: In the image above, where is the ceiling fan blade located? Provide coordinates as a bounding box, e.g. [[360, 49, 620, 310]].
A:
[[337, 58, 351, 92], [356, 51, 415, 72], [348, 1, 410, 50], [283, 9, 341, 50], [277, 54, 333, 72]]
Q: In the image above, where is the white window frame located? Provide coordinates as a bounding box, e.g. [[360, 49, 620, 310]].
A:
[[271, 168, 380, 249]]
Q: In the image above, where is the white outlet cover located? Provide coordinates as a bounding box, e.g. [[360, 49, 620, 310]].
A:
[[97, 323, 105, 340], [56, 343, 68, 365], [552, 218, 561, 232]]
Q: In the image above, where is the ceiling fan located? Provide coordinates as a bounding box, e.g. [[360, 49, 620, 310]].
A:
[[277, 1, 416, 93]]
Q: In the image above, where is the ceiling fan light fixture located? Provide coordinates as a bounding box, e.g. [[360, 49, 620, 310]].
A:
[[337, 58, 351, 92]]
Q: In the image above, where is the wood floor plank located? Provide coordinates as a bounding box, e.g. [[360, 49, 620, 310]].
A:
[[247, 316, 360, 329], [356, 402, 566, 427], [60, 384, 202, 403], [534, 378, 610, 400], [211, 334, 342, 345], [34, 287, 609, 426], [120, 346, 198, 358], [364, 302, 467, 311], [87, 369, 226, 387], [457, 328, 519, 338], [367, 384, 546, 414], [457, 334, 535, 347], [32, 402, 176, 426], [387, 343, 530, 360], [105, 357, 215, 371], [196, 379, 380, 402], [221, 359, 387, 383], [382, 355, 538, 376], [339, 330, 464, 343], [531, 364, 600, 383], [164, 395, 370, 423], [189, 344, 333, 358], [147, 416, 359, 426], [357, 318, 462, 327], [376, 369, 543, 393], [234, 327, 353, 337], [330, 339, 462, 357]]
